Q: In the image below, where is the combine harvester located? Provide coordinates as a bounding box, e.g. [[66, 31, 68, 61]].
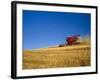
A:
[[59, 35, 80, 47]]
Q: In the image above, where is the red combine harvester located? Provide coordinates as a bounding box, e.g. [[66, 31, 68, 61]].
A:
[[59, 35, 80, 47], [66, 35, 80, 45]]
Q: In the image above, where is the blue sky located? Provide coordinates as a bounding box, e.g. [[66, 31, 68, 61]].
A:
[[23, 10, 91, 50]]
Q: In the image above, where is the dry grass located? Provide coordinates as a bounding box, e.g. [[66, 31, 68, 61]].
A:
[[23, 43, 91, 69]]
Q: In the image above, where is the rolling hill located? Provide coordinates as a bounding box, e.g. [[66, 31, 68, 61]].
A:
[[23, 39, 91, 69]]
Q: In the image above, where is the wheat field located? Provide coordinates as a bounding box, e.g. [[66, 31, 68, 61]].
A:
[[23, 42, 91, 69]]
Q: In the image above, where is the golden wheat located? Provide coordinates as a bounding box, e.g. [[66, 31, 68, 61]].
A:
[[23, 44, 90, 69]]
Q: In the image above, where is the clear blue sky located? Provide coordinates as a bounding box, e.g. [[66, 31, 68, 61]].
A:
[[23, 10, 90, 50]]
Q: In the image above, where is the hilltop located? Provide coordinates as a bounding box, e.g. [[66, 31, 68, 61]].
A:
[[23, 38, 90, 69]]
